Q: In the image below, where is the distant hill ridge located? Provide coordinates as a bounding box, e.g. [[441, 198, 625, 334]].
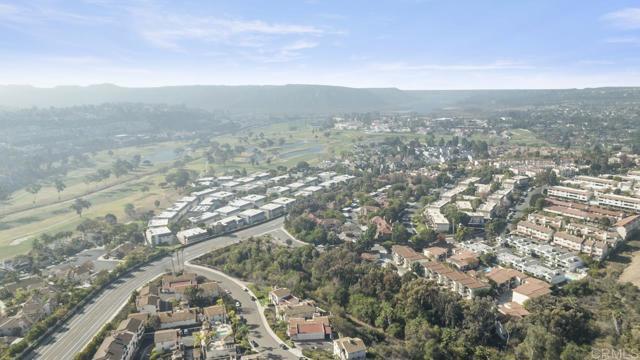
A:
[[1, 84, 639, 113]]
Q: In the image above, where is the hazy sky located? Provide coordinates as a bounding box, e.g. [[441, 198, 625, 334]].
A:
[[1, 0, 640, 89]]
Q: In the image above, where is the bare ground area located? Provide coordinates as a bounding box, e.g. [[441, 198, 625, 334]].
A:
[[617, 240, 640, 287]]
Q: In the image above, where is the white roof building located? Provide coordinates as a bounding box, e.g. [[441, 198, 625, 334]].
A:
[[215, 206, 240, 217]]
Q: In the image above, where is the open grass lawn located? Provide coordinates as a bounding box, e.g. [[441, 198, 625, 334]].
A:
[[0, 171, 182, 259], [0, 141, 190, 260], [507, 129, 550, 147], [1, 140, 188, 216]]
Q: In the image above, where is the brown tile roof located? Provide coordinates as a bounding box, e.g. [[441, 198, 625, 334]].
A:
[[513, 279, 551, 299], [138, 294, 159, 307], [158, 309, 197, 324], [554, 231, 585, 244], [203, 305, 226, 318], [162, 273, 197, 289], [424, 247, 448, 257], [486, 268, 528, 285], [288, 316, 331, 336], [545, 206, 593, 220], [154, 329, 179, 344], [391, 245, 424, 261], [517, 221, 554, 235], [127, 312, 150, 323], [448, 250, 478, 267], [116, 318, 142, 334], [335, 337, 366, 354], [498, 301, 530, 318]]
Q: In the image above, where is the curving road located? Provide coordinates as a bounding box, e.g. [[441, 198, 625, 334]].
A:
[[29, 218, 294, 360], [186, 263, 301, 359]]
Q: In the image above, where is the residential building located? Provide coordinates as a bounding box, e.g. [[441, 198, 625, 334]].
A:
[[615, 215, 640, 240], [527, 213, 563, 229], [512, 278, 552, 305], [228, 199, 253, 211], [158, 309, 198, 329], [516, 221, 555, 242], [241, 194, 267, 207], [94, 318, 143, 360], [162, 273, 197, 292], [446, 250, 479, 271], [544, 206, 596, 222], [260, 203, 285, 219], [287, 316, 332, 342], [597, 193, 640, 212], [420, 261, 490, 299], [391, 245, 425, 269], [547, 186, 592, 202], [145, 227, 176, 246], [215, 205, 241, 217], [269, 288, 297, 306], [93, 332, 136, 360], [552, 231, 584, 252], [174, 282, 222, 302], [203, 305, 227, 325], [423, 247, 448, 261], [238, 209, 267, 225], [267, 186, 291, 196], [272, 197, 297, 210], [333, 337, 366, 360], [136, 293, 160, 314], [574, 175, 618, 190], [276, 300, 318, 321], [153, 329, 180, 352], [498, 302, 530, 319], [176, 228, 208, 245], [212, 216, 243, 233], [424, 208, 450, 232], [485, 268, 528, 292], [115, 318, 144, 355]]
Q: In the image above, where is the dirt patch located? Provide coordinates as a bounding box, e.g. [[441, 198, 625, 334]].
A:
[[619, 240, 640, 287], [619, 252, 640, 287]]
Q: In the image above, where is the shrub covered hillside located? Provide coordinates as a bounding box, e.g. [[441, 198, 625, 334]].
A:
[[193, 237, 640, 359]]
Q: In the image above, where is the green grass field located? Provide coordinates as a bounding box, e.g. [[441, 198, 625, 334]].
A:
[[506, 129, 550, 147]]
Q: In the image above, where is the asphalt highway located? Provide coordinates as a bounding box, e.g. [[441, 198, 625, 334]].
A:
[[30, 218, 293, 360]]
